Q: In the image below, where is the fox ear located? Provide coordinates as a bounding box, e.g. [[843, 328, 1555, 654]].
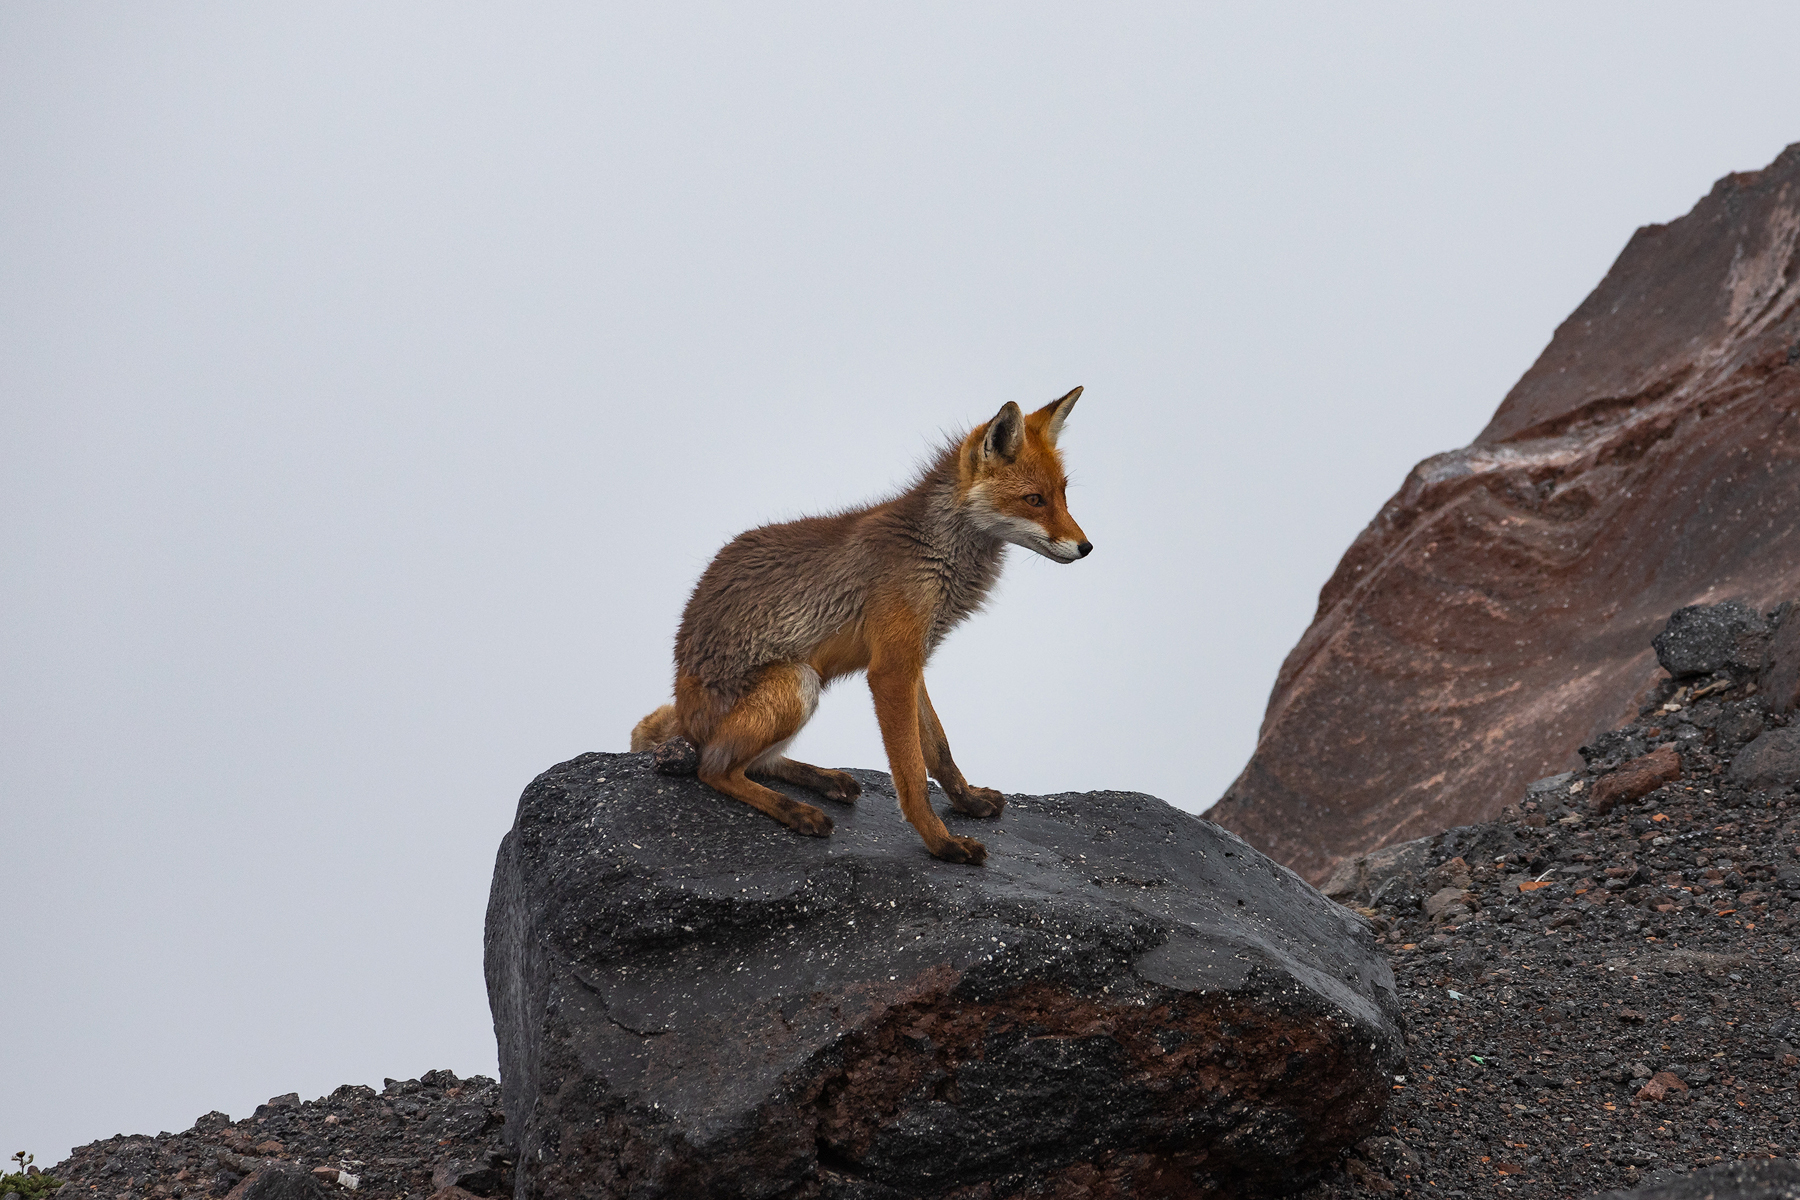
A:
[[1030, 386, 1082, 447], [982, 401, 1025, 462]]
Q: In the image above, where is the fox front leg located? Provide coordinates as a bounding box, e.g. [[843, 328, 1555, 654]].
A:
[[866, 601, 987, 864], [917, 680, 1004, 818]]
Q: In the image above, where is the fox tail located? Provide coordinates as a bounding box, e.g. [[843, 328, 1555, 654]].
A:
[[630, 703, 681, 752]]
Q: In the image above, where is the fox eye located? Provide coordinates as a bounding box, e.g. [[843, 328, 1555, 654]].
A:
[[1023, 493, 1045, 507]]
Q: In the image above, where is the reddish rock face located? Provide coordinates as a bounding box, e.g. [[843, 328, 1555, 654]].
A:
[[1211, 143, 1800, 884], [1589, 744, 1683, 816]]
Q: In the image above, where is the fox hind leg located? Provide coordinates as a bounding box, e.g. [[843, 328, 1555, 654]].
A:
[[750, 755, 862, 803], [692, 664, 835, 837], [745, 666, 860, 801]]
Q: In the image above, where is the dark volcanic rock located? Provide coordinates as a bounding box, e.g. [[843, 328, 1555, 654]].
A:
[[225, 1166, 332, 1200], [1761, 603, 1800, 714], [1728, 725, 1800, 793], [650, 735, 698, 776], [1321, 835, 1437, 907], [1654, 601, 1771, 680], [1589, 1157, 1800, 1199], [484, 752, 1404, 1199], [1212, 142, 1800, 883], [432, 1158, 511, 1196], [49, 1074, 511, 1200]]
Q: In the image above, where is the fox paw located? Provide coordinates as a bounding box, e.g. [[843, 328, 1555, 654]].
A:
[[950, 785, 1005, 818], [820, 770, 862, 803], [782, 802, 834, 837], [932, 835, 988, 866]]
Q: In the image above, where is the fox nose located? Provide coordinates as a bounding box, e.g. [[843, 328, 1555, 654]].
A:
[[1076, 541, 1092, 558]]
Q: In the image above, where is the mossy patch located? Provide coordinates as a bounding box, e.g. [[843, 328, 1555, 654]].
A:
[[5, 1153, 60, 1200]]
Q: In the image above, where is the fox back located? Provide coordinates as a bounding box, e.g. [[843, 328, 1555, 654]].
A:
[[674, 388, 1088, 701]]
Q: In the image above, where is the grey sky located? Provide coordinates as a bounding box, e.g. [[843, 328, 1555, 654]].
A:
[[5, 1, 1799, 1165]]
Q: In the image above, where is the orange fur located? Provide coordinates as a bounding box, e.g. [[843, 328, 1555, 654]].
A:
[[628, 704, 680, 752], [634, 388, 1090, 863]]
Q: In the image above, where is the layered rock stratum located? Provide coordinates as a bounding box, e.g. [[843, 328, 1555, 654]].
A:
[[1211, 143, 1800, 884]]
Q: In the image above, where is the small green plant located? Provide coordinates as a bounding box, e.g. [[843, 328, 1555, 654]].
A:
[[2, 1151, 61, 1200]]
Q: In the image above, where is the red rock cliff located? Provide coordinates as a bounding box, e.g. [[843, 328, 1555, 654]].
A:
[[1211, 143, 1800, 883]]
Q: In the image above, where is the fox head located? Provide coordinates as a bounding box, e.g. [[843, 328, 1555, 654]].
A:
[[960, 386, 1091, 563]]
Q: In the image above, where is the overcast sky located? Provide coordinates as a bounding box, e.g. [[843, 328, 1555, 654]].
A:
[[6, 1, 1800, 1166]]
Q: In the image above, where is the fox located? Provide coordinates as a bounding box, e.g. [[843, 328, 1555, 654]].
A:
[[630, 386, 1091, 865]]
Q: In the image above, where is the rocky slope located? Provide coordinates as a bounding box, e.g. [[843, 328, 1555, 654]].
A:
[[46, 611, 1800, 1200], [1211, 142, 1800, 884], [46, 1072, 511, 1200], [1293, 632, 1800, 1199]]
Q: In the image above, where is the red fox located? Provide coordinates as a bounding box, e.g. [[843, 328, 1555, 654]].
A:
[[631, 387, 1091, 864]]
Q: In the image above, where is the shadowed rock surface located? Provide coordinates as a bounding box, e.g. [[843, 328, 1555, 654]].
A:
[[483, 754, 1404, 1199], [1212, 143, 1800, 884], [1729, 726, 1800, 794], [221, 1167, 331, 1200], [1591, 1158, 1800, 1199]]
